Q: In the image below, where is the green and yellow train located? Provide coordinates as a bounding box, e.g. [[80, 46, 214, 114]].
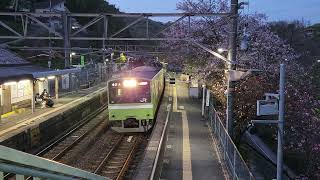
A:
[[107, 66, 164, 132]]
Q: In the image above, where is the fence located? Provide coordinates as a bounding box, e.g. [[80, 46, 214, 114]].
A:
[[205, 90, 255, 180], [59, 63, 111, 94]]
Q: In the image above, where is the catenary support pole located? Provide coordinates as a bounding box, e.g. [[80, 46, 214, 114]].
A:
[[63, 13, 70, 68], [102, 16, 108, 62], [277, 64, 285, 180], [226, 0, 239, 138]]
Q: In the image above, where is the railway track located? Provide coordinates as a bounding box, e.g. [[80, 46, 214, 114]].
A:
[[39, 105, 109, 159], [42, 111, 108, 161], [6, 106, 143, 180], [94, 135, 141, 180], [5, 105, 108, 180]]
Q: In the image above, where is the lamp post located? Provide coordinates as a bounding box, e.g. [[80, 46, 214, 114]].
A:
[[70, 52, 76, 66]]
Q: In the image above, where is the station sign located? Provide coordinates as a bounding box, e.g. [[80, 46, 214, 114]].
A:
[[256, 93, 279, 116]]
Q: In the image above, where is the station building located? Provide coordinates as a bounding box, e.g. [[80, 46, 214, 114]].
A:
[[0, 48, 80, 118]]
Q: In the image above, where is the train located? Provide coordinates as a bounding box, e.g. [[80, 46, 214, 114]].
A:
[[107, 66, 164, 132]]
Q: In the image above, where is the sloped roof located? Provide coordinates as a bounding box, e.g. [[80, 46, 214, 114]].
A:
[[0, 65, 81, 84], [0, 48, 80, 84], [0, 48, 30, 65]]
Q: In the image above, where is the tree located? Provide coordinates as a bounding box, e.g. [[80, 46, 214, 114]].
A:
[[0, 0, 11, 11], [163, 0, 320, 177]]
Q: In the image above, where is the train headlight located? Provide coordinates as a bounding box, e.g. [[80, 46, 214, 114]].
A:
[[123, 79, 137, 88]]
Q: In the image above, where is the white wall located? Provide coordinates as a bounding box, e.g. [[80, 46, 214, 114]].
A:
[[10, 80, 32, 104]]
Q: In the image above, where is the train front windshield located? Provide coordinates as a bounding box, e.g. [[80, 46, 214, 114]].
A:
[[109, 79, 151, 104]]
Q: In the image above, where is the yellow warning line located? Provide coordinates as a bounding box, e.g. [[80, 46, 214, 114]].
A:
[[173, 85, 193, 180]]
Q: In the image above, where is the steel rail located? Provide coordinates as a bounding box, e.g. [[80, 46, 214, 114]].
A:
[[93, 135, 125, 174], [115, 136, 141, 180], [4, 104, 108, 180], [37, 105, 108, 156]]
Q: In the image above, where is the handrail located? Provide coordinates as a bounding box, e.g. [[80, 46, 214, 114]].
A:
[[0, 145, 108, 180]]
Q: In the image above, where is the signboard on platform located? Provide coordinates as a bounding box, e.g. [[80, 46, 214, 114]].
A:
[[80, 56, 85, 66], [256, 93, 279, 116]]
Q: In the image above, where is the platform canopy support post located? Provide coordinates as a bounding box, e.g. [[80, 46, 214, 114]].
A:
[[31, 80, 35, 114], [55, 76, 59, 100]]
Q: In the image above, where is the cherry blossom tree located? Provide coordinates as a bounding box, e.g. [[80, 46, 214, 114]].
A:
[[162, 0, 320, 177]]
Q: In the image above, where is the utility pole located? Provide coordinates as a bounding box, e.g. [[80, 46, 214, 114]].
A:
[[102, 15, 108, 63], [277, 64, 285, 180], [226, 0, 239, 138], [251, 64, 286, 179]]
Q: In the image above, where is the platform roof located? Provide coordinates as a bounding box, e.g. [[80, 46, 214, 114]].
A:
[[0, 65, 81, 84], [0, 48, 81, 84]]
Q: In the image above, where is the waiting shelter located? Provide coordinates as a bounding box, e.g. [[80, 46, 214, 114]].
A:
[[0, 48, 80, 119]]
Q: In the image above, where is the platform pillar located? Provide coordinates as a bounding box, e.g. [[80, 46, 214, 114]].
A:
[[2, 85, 12, 114], [55, 76, 59, 100], [31, 80, 35, 114]]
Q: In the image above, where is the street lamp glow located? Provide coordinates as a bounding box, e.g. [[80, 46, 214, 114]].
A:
[[71, 52, 76, 56], [317, 60, 320, 63], [217, 48, 228, 53]]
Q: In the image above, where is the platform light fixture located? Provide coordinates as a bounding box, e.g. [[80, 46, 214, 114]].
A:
[[3, 81, 17, 86], [19, 80, 30, 84], [47, 76, 55, 80]]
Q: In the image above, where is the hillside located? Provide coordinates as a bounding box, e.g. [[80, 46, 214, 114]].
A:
[[0, 0, 166, 68]]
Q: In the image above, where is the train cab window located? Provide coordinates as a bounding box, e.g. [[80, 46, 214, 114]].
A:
[[117, 89, 122, 96], [109, 80, 151, 104]]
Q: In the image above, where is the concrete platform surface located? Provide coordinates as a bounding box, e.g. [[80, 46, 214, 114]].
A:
[[160, 82, 229, 180], [0, 82, 108, 141]]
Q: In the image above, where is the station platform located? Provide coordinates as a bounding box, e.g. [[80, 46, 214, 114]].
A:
[[160, 82, 229, 180], [0, 82, 108, 142]]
